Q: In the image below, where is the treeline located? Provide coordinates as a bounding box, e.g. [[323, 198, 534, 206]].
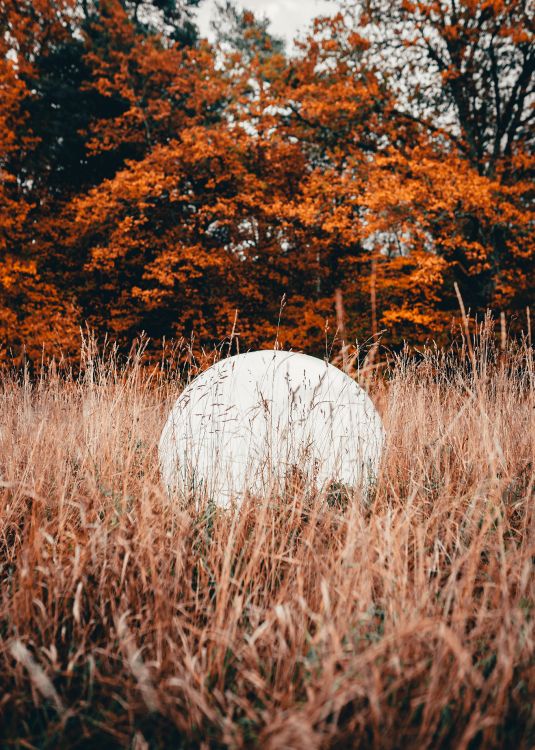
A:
[[1, 0, 533, 362]]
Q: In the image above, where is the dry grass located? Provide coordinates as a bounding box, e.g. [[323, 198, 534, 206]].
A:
[[0, 332, 533, 749]]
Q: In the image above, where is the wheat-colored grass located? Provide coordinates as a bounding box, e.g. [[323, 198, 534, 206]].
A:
[[0, 332, 533, 749]]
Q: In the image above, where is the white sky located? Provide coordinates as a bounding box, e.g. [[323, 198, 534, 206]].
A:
[[195, 0, 338, 46]]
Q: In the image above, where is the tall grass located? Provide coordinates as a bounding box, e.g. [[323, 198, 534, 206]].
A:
[[0, 331, 533, 749]]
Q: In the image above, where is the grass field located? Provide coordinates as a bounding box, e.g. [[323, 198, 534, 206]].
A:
[[1, 331, 533, 749]]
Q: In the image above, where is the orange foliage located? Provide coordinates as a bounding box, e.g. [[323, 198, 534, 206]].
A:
[[0, 1, 532, 361]]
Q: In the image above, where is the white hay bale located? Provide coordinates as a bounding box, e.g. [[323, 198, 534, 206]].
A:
[[159, 350, 384, 508]]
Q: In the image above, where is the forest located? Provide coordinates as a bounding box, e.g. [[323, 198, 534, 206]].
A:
[[1, 0, 533, 362]]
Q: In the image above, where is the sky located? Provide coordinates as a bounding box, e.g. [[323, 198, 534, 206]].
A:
[[195, 0, 338, 47]]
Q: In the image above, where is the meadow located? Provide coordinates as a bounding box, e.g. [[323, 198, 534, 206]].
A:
[[0, 329, 533, 749]]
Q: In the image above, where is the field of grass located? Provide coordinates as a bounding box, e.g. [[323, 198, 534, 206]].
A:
[[0, 332, 533, 749]]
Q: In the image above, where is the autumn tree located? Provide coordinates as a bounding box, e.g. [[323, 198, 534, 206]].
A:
[[344, 0, 534, 174], [68, 110, 330, 351], [0, 0, 212, 362], [0, 0, 86, 361], [264, 15, 390, 343], [336, 0, 534, 337]]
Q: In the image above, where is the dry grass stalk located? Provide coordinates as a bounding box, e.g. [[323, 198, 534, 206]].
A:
[[9, 640, 64, 716]]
